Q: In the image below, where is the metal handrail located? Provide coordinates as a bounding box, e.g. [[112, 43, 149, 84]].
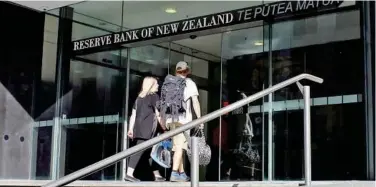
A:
[[43, 73, 323, 187]]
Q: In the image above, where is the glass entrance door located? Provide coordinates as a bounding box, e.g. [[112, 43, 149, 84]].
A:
[[57, 54, 128, 180], [268, 10, 365, 180], [221, 24, 270, 181], [220, 8, 365, 181]]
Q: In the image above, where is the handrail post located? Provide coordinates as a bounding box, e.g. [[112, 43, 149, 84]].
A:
[[303, 86, 312, 187], [191, 136, 199, 187]]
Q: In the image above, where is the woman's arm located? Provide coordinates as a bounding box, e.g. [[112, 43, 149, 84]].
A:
[[128, 109, 136, 131], [152, 94, 166, 130], [155, 109, 166, 131]]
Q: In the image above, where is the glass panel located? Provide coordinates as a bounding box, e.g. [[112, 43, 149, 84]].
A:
[[48, 1, 358, 37], [221, 25, 269, 181], [59, 49, 127, 180], [72, 22, 112, 41], [69, 1, 123, 31], [72, 12, 122, 32], [63, 1, 262, 31], [270, 10, 366, 180], [121, 1, 263, 29], [77, 50, 126, 68], [168, 43, 191, 75]]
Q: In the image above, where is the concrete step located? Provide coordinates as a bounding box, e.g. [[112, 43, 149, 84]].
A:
[[0, 180, 374, 187]]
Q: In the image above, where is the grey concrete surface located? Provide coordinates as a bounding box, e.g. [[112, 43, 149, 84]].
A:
[[0, 180, 374, 187]]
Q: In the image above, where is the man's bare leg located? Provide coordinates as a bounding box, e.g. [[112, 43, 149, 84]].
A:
[[178, 156, 190, 180], [173, 149, 183, 171], [170, 149, 184, 181], [178, 160, 184, 173]]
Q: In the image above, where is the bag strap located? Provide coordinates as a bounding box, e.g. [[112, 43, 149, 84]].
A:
[[192, 128, 205, 138], [189, 92, 205, 138]]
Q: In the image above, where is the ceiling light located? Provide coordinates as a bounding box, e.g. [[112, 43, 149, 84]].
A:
[[165, 8, 177, 14], [254, 41, 263, 46]]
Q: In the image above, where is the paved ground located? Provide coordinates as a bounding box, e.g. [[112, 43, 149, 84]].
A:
[[0, 180, 375, 187]]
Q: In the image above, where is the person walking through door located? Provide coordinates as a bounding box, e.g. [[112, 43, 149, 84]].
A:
[[124, 76, 166, 182], [159, 61, 203, 182]]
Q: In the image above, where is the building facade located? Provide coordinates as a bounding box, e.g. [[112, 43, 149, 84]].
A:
[[0, 0, 375, 184]]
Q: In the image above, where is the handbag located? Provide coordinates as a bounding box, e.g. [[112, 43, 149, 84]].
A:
[[185, 128, 212, 166], [232, 135, 260, 166], [231, 95, 260, 165]]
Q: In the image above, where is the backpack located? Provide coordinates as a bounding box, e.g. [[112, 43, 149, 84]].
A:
[[158, 74, 187, 123]]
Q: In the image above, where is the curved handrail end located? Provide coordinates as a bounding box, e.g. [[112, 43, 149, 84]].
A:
[[301, 73, 324, 84]]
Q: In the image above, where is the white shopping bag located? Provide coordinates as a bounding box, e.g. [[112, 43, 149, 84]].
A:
[[150, 139, 172, 168]]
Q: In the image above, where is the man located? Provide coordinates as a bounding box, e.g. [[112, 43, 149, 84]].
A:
[[166, 61, 203, 182]]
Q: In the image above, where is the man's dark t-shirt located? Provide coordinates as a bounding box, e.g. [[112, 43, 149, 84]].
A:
[[132, 93, 159, 140]]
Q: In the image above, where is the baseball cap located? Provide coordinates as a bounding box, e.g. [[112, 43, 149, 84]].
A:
[[176, 61, 189, 71]]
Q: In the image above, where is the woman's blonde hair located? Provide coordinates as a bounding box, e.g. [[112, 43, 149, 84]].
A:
[[138, 76, 157, 98]]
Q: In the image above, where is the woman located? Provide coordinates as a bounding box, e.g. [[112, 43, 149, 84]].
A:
[[125, 76, 166, 182]]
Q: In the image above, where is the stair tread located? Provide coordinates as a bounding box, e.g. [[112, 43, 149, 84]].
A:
[[0, 180, 374, 187]]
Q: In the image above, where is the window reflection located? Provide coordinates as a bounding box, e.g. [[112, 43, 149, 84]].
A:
[[270, 10, 364, 180], [61, 57, 126, 180], [222, 9, 366, 181]]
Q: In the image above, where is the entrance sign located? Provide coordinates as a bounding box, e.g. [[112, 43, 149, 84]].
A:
[[72, 0, 343, 54]]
